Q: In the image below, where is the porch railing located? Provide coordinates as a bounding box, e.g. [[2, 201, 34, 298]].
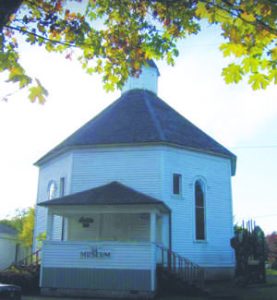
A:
[[156, 244, 204, 288]]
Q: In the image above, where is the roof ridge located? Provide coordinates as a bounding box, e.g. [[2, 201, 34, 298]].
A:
[[34, 94, 124, 165], [153, 94, 235, 158], [143, 90, 166, 141]]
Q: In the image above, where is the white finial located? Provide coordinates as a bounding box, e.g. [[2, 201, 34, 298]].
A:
[[121, 61, 160, 95]]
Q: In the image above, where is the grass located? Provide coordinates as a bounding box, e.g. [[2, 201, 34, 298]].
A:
[[266, 268, 277, 276]]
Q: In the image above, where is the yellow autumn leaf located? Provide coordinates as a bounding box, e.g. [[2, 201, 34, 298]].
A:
[[195, 2, 210, 18], [220, 43, 247, 57], [271, 47, 277, 60], [269, 69, 277, 84], [222, 63, 243, 84], [248, 73, 269, 90], [241, 12, 256, 23], [9, 14, 16, 22]]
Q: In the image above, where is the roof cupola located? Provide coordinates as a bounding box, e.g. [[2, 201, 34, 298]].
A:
[[121, 60, 160, 95]]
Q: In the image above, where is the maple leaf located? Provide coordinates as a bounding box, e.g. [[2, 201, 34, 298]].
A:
[[28, 79, 48, 104], [248, 73, 269, 90], [222, 64, 243, 84]]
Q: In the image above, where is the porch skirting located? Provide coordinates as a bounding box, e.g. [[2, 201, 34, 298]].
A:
[[41, 267, 153, 297], [41, 287, 155, 299]]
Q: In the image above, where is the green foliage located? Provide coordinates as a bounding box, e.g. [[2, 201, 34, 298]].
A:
[[222, 63, 243, 83], [36, 231, 46, 248], [1, 0, 276, 102], [0, 207, 35, 247], [0, 209, 26, 233], [231, 223, 267, 285], [28, 79, 48, 104], [18, 207, 35, 247], [267, 268, 277, 275]]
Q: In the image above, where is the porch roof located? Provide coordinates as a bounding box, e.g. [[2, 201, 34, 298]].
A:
[[38, 181, 170, 212]]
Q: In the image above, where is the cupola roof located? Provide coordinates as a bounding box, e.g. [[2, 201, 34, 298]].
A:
[[121, 60, 159, 95]]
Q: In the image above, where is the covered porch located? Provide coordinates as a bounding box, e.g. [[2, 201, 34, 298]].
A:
[[38, 181, 171, 298]]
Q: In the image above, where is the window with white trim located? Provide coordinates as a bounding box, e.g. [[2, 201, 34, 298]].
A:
[[60, 177, 65, 197], [60, 177, 65, 240], [195, 180, 205, 240], [173, 173, 182, 195]]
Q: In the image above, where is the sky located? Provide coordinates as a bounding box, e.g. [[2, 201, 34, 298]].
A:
[[0, 24, 276, 234]]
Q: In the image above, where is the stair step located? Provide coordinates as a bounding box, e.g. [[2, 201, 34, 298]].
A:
[[156, 245, 205, 295]]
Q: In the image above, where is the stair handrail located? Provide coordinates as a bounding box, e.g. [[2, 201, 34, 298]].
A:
[[3, 249, 41, 272], [15, 248, 41, 267], [156, 244, 204, 287]]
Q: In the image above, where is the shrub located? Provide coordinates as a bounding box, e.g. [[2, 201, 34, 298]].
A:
[[0, 269, 39, 293]]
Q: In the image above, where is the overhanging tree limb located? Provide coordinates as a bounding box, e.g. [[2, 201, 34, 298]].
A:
[[4, 24, 77, 47], [200, 0, 277, 35], [220, 0, 277, 35], [0, 0, 276, 103]]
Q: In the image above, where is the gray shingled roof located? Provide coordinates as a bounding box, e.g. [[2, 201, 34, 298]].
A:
[[0, 224, 17, 236], [36, 89, 236, 174], [38, 181, 170, 212]]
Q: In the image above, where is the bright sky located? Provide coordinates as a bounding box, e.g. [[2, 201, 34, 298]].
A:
[[0, 24, 276, 234]]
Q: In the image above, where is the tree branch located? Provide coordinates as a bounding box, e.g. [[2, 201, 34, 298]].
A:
[[200, 0, 277, 36], [220, 0, 277, 35], [4, 24, 77, 48]]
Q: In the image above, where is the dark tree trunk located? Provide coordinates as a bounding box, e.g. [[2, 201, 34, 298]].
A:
[[0, 0, 23, 32]]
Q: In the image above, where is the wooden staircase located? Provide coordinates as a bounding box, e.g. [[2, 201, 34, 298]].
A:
[[1, 249, 41, 293], [156, 245, 205, 295], [7, 249, 41, 273]]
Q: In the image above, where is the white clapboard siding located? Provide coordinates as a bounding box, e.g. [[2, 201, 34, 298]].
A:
[[34, 152, 73, 250], [42, 241, 155, 270], [71, 146, 163, 199], [0, 235, 17, 270], [35, 143, 234, 268], [161, 147, 234, 267], [184, 249, 234, 267]]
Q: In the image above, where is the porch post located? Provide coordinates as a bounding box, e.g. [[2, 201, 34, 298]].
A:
[[161, 214, 169, 248], [150, 211, 156, 243], [150, 211, 157, 292], [46, 209, 54, 240], [63, 217, 68, 241]]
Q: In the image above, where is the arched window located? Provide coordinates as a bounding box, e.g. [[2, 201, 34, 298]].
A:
[[195, 180, 205, 240]]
